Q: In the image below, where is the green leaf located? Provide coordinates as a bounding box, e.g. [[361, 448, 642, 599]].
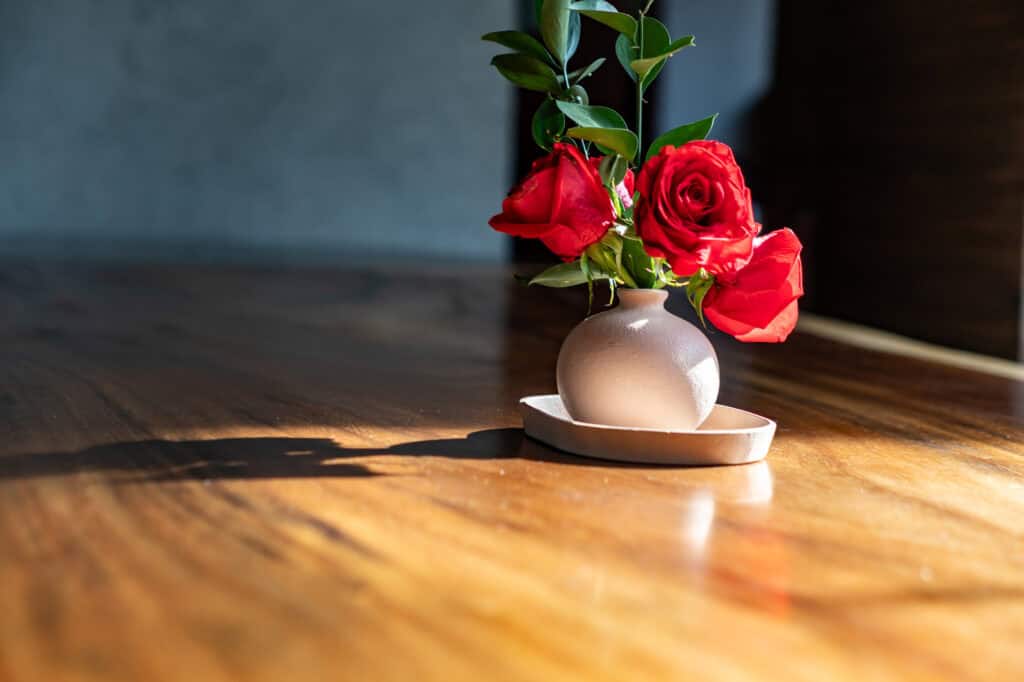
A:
[[632, 16, 671, 91], [686, 269, 715, 327], [615, 17, 670, 81], [639, 17, 671, 58], [540, 0, 574, 66], [598, 154, 628, 187], [566, 127, 638, 160], [568, 0, 618, 10], [528, 259, 610, 288], [555, 101, 628, 129], [622, 236, 659, 288], [631, 35, 695, 77], [569, 2, 637, 38], [565, 84, 589, 104], [562, 57, 606, 84], [615, 34, 637, 82], [567, 127, 638, 160], [482, 31, 556, 67], [532, 99, 565, 151], [645, 113, 718, 160], [580, 251, 595, 312], [586, 239, 619, 276], [639, 60, 665, 94], [566, 11, 581, 63], [590, 235, 639, 288], [534, 0, 545, 24], [621, 200, 634, 220], [490, 54, 560, 92]]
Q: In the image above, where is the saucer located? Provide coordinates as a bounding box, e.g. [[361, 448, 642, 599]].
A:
[[519, 395, 776, 466]]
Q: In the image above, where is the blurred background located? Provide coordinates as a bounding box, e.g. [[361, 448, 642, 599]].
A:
[[1, 1, 1021, 358]]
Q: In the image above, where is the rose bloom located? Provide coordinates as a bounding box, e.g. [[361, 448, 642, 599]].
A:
[[636, 140, 758, 277], [704, 228, 804, 343], [489, 144, 629, 261]]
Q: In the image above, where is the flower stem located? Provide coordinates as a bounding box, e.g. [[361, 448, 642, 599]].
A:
[[636, 80, 643, 158], [635, 5, 647, 158], [618, 267, 639, 289]]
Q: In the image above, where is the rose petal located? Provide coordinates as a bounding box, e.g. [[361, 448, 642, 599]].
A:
[[704, 228, 804, 342], [489, 143, 614, 260], [636, 141, 758, 277]]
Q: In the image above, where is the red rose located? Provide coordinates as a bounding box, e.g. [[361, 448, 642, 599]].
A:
[[636, 140, 758, 277], [489, 143, 615, 261], [704, 228, 804, 343]]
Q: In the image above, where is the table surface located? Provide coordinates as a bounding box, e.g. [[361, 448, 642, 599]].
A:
[[1, 261, 1022, 682]]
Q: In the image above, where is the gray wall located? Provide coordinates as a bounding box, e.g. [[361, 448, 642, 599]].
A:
[[657, 0, 775, 157], [0, 1, 514, 261]]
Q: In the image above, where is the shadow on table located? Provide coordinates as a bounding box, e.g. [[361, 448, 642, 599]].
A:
[[0, 428, 643, 483]]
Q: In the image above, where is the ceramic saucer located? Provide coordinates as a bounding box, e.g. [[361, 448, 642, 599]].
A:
[[520, 395, 776, 466]]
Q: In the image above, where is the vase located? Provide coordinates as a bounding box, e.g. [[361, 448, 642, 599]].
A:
[[556, 288, 720, 431]]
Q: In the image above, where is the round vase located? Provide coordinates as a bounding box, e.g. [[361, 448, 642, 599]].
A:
[[556, 288, 720, 431]]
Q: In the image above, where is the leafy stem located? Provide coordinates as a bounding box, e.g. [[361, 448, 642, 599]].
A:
[[634, 4, 648, 156]]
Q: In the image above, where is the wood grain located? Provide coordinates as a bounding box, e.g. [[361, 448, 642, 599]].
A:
[[1, 261, 1023, 681]]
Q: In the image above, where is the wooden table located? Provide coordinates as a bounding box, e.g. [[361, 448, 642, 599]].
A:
[[1, 261, 1022, 681]]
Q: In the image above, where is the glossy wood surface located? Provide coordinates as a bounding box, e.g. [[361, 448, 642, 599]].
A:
[[1, 262, 1022, 681]]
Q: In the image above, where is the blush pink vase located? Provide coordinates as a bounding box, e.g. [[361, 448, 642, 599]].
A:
[[556, 288, 720, 430]]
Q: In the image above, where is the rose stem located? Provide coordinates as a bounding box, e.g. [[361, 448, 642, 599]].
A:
[[635, 2, 655, 158]]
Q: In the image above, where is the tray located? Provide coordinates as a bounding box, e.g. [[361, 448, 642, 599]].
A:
[[520, 394, 776, 466]]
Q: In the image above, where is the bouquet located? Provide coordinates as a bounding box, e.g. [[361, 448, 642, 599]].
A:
[[484, 1, 803, 343]]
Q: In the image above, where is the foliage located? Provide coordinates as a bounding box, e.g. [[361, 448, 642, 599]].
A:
[[482, 1, 717, 299]]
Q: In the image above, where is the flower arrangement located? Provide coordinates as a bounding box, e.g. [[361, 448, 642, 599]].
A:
[[484, 1, 803, 342]]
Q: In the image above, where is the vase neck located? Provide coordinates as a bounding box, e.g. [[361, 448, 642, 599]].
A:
[[617, 288, 668, 309]]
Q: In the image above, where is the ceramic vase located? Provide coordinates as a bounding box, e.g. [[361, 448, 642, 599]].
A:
[[556, 288, 720, 431]]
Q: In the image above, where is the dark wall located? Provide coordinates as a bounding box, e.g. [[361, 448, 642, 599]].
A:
[[510, 1, 1024, 358], [756, 1, 1024, 358], [0, 1, 515, 261]]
